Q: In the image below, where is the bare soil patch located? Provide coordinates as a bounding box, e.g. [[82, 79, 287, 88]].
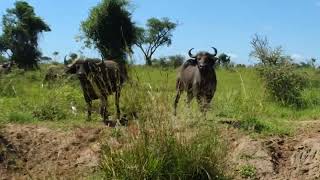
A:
[[2, 120, 320, 179], [228, 120, 320, 180], [0, 124, 104, 179]]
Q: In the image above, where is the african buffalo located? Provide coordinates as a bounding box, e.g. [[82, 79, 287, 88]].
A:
[[65, 57, 127, 126], [42, 65, 65, 86], [174, 47, 218, 115]]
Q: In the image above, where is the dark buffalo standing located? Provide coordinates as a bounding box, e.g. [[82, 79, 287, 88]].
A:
[[174, 47, 218, 115], [65, 57, 127, 126]]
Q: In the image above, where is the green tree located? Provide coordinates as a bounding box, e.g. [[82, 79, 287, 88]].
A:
[[309, 58, 317, 68], [250, 34, 293, 66], [218, 53, 231, 67], [81, 0, 136, 64], [39, 56, 52, 63], [136, 18, 177, 66], [167, 54, 184, 68], [69, 53, 78, 60], [52, 51, 59, 61], [0, 1, 51, 69]]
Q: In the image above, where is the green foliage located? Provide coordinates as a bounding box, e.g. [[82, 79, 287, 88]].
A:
[[218, 53, 231, 67], [239, 117, 267, 133], [251, 34, 310, 108], [259, 65, 307, 107], [0, 65, 320, 133], [69, 53, 78, 60], [298, 58, 317, 68], [250, 34, 289, 66], [168, 55, 184, 68], [239, 164, 256, 179], [0, 54, 7, 63], [8, 112, 35, 123], [39, 56, 52, 64], [101, 81, 226, 179], [81, 0, 136, 62], [136, 17, 177, 65], [32, 101, 67, 121], [152, 54, 185, 68], [0, 1, 51, 69]]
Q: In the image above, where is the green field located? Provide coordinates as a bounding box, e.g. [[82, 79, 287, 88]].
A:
[[1, 65, 320, 179], [1, 66, 319, 134]]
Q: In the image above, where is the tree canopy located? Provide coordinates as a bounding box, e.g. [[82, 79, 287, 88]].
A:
[[81, 0, 136, 64], [218, 53, 231, 67], [136, 17, 177, 66], [0, 1, 51, 69], [250, 34, 288, 66]]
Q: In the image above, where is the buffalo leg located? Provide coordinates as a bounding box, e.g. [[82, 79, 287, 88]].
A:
[[204, 95, 213, 111], [87, 101, 92, 121], [100, 96, 108, 122], [173, 90, 182, 116], [196, 95, 206, 113], [115, 90, 121, 120], [186, 91, 193, 107]]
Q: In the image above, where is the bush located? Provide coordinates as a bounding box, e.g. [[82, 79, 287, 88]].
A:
[[239, 117, 267, 133], [33, 102, 67, 121], [259, 65, 307, 107], [152, 55, 185, 68]]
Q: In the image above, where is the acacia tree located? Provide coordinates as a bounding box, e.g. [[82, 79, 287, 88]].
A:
[[0, 1, 51, 69], [136, 18, 177, 66], [81, 0, 136, 64], [250, 34, 286, 66], [52, 51, 59, 61]]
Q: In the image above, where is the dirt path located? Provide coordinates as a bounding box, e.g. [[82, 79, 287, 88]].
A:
[[229, 120, 320, 180], [0, 124, 103, 179]]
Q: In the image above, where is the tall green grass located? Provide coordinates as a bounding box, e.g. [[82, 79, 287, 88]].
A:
[[1, 65, 320, 131], [101, 78, 228, 179], [1, 65, 319, 178]]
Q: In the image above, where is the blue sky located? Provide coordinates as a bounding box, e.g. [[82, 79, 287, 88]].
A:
[[0, 0, 320, 65]]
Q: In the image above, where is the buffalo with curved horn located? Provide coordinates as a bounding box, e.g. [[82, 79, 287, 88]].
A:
[[174, 47, 219, 115]]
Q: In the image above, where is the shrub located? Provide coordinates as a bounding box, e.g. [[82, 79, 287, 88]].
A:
[[259, 65, 307, 107], [239, 117, 267, 133], [33, 102, 67, 121]]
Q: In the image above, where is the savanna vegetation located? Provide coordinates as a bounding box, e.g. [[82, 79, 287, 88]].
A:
[[1, 0, 320, 179]]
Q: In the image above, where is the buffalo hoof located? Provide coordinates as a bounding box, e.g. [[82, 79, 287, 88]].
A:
[[104, 120, 116, 127]]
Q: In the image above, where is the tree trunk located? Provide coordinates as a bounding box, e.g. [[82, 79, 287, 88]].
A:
[[145, 56, 152, 66]]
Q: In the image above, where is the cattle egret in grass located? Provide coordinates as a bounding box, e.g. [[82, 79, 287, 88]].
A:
[[71, 102, 77, 115]]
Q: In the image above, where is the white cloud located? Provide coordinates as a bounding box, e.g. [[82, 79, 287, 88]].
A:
[[291, 53, 304, 61], [226, 53, 238, 59]]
